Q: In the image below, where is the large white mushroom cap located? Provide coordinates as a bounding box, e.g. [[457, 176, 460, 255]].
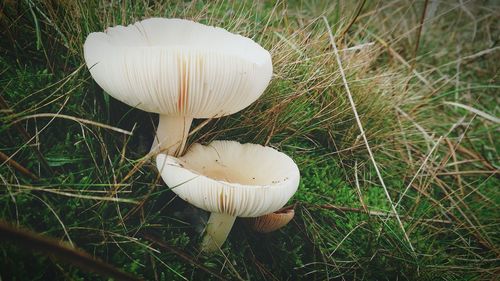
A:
[[84, 18, 273, 118], [156, 141, 300, 217]]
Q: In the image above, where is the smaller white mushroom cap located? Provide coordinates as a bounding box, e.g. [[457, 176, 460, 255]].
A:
[[156, 141, 300, 217]]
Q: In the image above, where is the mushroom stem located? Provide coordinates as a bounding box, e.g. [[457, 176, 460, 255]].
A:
[[152, 115, 193, 156], [201, 213, 236, 252]]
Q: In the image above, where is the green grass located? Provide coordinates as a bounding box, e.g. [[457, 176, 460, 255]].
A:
[[1, 0, 499, 280]]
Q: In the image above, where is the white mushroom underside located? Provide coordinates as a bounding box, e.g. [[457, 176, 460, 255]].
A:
[[156, 141, 300, 217], [84, 18, 272, 117]]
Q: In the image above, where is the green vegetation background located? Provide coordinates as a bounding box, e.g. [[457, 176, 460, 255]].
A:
[[0, 1, 498, 280]]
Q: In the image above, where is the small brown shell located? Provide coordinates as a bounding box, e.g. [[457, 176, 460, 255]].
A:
[[246, 207, 295, 233]]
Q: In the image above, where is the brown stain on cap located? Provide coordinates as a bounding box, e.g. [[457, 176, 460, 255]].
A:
[[177, 55, 189, 113]]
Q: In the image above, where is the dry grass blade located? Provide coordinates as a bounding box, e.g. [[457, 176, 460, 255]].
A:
[[338, 0, 367, 43], [12, 113, 133, 135], [0, 150, 39, 180], [395, 136, 443, 209], [6, 184, 139, 203], [0, 95, 54, 175], [0, 220, 142, 281], [367, 30, 434, 90], [410, 0, 429, 70], [449, 139, 497, 172], [443, 101, 500, 124], [354, 160, 368, 213], [307, 203, 452, 225], [445, 138, 464, 196], [323, 16, 415, 253]]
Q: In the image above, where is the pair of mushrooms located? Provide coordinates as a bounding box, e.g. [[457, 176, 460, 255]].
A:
[[84, 18, 300, 252]]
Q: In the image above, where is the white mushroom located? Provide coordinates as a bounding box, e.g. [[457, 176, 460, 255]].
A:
[[156, 141, 300, 252], [84, 18, 272, 155]]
